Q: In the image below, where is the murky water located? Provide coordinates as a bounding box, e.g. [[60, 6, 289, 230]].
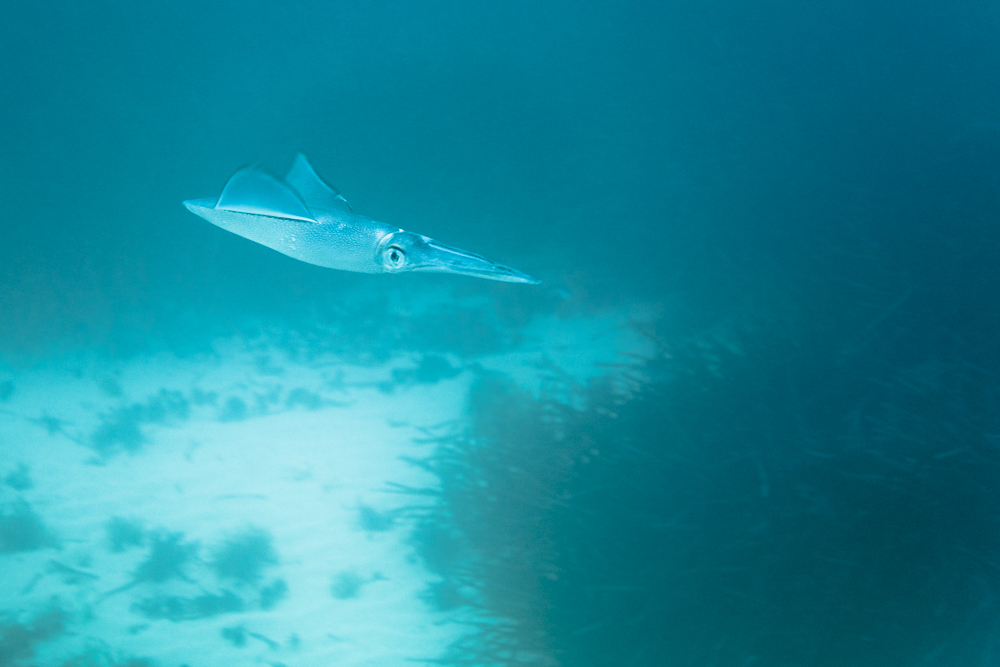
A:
[[2, 1, 999, 665]]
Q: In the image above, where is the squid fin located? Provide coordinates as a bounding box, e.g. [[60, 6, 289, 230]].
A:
[[285, 154, 352, 212], [216, 167, 316, 222]]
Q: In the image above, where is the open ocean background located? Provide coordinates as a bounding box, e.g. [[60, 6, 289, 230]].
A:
[[2, 1, 1000, 665]]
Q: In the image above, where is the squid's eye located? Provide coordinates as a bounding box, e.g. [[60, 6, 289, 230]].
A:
[[384, 245, 406, 268]]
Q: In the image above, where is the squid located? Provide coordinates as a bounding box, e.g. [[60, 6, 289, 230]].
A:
[[184, 155, 539, 284]]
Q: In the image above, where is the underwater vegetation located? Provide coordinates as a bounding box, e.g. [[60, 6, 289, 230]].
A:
[[53, 652, 151, 667], [218, 396, 249, 422], [391, 354, 462, 386], [0, 605, 66, 667], [415, 292, 1000, 666], [132, 531, 197, 584], [44, 560, 100, 587], [3, 464, 33, 492], [330, 570, 367, 600], [210, 527, 278, 585], [89, 389, 190, 457], [131, 579, 287, 621], [104, 527, 286, 620], [103, 517, 146, 553], [284, 387, 323, 410], [98, 530, 195, 600], [133, 591, 244, 622], [259, 578, 288, 610], [220, 625, 248, 647], [216, 384, 325, 421], [356, 505, 394, 533], [0, 500, 55, 554], [219, 624, 281, 650]]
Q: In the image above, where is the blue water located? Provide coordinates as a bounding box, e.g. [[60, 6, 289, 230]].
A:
[[2, 0, 1000, 665]]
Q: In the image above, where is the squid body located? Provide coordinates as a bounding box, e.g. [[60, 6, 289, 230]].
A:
[[183, 155, 539, 284]]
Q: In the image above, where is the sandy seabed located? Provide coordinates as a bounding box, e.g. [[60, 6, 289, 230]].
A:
[[0, 311, 650, 666]]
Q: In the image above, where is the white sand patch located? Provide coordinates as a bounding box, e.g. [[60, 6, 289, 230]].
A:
[[0, 308, 652, 666]]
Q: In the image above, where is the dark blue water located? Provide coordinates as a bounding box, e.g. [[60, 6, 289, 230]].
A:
[[2, 1, 999, 665]]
